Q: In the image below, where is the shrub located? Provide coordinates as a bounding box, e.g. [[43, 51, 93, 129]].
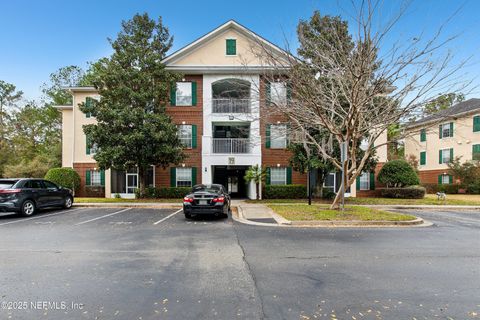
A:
[[136, 187, 191, 199], [44, 167, 81, 192], [379, 186, 426, 199], [466, 181, 480, 194], [377, 160, 420, 187], [263, 184, 307, 199], [438, 184, 460, 194], [422, 183, 439, 194], [322, 189, 336, 200], [85, 185, 105, 197]]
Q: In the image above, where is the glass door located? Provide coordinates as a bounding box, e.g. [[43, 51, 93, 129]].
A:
[[126, 173, 138, 194]]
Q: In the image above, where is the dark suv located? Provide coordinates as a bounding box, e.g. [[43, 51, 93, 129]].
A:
[[0, 178, 74, 216]]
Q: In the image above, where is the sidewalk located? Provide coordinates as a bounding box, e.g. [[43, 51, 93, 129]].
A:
[[233, 200, 291, 226]]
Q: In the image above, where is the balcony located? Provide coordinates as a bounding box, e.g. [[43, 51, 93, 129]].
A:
[[212, 138, 250, 154], [212, 98, 250, 113]]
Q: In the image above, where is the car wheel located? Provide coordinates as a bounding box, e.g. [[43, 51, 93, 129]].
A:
[[185, 212, 192, 219], [21, 200, 35, 217], [63, 196, 73, 209]]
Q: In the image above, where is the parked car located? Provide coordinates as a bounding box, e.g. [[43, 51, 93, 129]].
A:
[[0, 178, 74, 216], [183, 184, 231, 219]]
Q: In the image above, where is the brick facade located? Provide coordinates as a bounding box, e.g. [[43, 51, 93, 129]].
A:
[[356, 162, 385, 198], [73, 163, 105, 197]]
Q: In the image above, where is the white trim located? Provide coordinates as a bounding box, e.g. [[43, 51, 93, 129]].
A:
[[55, 105, 73, 110]]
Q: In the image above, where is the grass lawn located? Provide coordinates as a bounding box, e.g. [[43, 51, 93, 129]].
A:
[[75, 197, 181, 203], [269, 204, 416, 221], [247, 194, 480, 206]]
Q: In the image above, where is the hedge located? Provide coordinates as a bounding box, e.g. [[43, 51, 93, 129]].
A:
[[135, 187, 191, 199], [263, 184, 307, 199], [44, 167, 81, 193], [379, 186, 426, 199], [422, 183, 461, 194]]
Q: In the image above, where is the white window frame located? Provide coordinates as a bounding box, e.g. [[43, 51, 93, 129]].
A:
[[270, 167, 287, 185], [176, 82, 193, 106], [441, 175, 450, 185], [178, 124, 193, 148], [270, 124, 287, 149], [440, 123, 451, 139], [176, 168, 192, 187], [323, 173, 336, 191], [359, 172, 370, 191], [90, 170, 102, 186], [270, 82, 287, 105], [441, 148, 451, 164]]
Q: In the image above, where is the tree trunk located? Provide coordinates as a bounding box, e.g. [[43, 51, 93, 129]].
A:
[[138, 166, 146, 199], [330, 186, 342, 209]]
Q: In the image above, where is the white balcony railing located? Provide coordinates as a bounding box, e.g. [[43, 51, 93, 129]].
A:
[[212, 138, 250, 154], [212, 98, 250, 113]]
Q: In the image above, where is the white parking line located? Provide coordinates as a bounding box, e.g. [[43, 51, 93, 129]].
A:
[[75, 208, 132, 225], [0, 208, 84, 226], [153, 209, 183, 225]]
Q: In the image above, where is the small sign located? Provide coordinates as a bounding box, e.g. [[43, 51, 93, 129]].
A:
[[228, 157, 235, 165]]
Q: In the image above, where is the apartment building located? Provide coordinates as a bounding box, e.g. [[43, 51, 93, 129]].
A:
[[57, 20, 387, 198], [404, 98, 480, 185]]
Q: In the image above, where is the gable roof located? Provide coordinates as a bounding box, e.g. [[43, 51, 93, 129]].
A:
[[162, 20, 292, 68], [407, 98, 480, 128]]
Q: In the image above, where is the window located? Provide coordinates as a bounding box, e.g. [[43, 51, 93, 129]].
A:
[[176, 168, 192, 187], [474, 116, 480, 132], [359, 172, 370, 190], [176, 82, 193, 106], [178, 125, 193, 148], [87, 170, 102, 186], [323, 173, 335, 191], [270, 124, 287, 148], [270, 168, 287, 185], [439, 148, 453, 164], [420, 129, 426, 142], [86, 135, 98, 155], [270, 82, 287, 105], [24, 180, 43, 189], [43, 181, 58, 189], [439, 122, 454, 139], [85, 97, 93, 118], [226, 39, 236, 55], [473, 144, 480, 161], [439, 174, 452, 185], [420, 151, 426, 165]]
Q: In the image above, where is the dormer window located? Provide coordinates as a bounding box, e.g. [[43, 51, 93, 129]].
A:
[[226, 39, 236, 55]]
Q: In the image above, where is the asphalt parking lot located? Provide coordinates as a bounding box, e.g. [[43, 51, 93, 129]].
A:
[[0, 207, 479, 319]]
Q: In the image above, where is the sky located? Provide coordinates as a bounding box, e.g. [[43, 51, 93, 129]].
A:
[[0, 0, 479, 102]]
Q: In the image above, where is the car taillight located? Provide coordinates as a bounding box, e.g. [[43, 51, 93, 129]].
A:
[[183, 197, 194, 203], [0, 189, 21, 194], [213, 196, 225, 203]]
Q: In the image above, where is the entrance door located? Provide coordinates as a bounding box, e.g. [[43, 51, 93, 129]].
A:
[[126, 173, 138, 194]]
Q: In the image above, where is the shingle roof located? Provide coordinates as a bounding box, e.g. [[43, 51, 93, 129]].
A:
[[408, 98, 480, 128]]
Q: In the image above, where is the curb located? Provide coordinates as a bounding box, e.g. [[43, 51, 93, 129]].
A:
[[73, 203, 182, 209], [288, 217, 425, 227]]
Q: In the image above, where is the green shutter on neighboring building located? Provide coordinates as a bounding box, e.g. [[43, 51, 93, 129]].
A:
[[449, 175, 453, 184], [226, 39, 236, 55], [369, 172, 375, 190], [191, 167, 197, 186], [450, 148, 453, 162], [86, 170, 91, 186], [170, 168, 176, 187], [473, 144, 480, 160], [286, 167, 292, 185], [439, 149, 442, 164], [439, 125, 442, 139], [474, 116, 480, 132], [420, 129, 426, 142], [266, 167, 271, 185], [265, 124, 271, 148], [100, 170, 105, 186], [438, 174, 442, 185], [86, 135, 91, 155], [170, 83, 176, 106], [191, 82, 197, 106], [191, 125, 197, 148], [449, 122, 454, 137], [356, 176, 361, 190], [420, 151, 426, 165]]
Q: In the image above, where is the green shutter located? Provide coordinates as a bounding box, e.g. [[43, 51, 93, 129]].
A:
[[474, 116, 480, 132], [265, 82, 271, 107], [473, 144, 480, 160], [266, 124, 271, 148], [286, 167, 292, 185], [450, 122, 454, 137], [449, 175, 453, 184], [420, 129, 426, 142], [191, 82, 197, 106], [369, 172, 375, 190], [420, 151, 426, 165], [356, 176, 361, 190], [100, 170, 105, 186], [438, 174, 442, 185], [191, 125, 197, 148], [439, 125, 442, 139], [170, 83, 176, 106], [450, 148, 453, 162], [86, 170, 91, 186], [191, 167, 197, 186], [170, 168, 176, 187], [86, 135, 91, 155], [226, 39, 236, 55], [85, 97, 92, 118], [266, 167, 271, 185], [439, 150, 442, 164]]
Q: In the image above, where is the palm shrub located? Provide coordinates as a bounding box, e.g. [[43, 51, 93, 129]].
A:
[[244, 165, 266, 200], [44, 167, 81, 194], [377, 160, 419, 188]]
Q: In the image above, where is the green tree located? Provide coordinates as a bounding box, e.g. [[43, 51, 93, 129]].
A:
[[82, 13, 184, 196], [424, 93, 465, 115], [41, 65, 88, 105], [244, 165, 267, 200], [377, 160, 419, 188]]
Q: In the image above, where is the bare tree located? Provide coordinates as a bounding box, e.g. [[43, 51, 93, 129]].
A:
[[250, 1, 470, 208]]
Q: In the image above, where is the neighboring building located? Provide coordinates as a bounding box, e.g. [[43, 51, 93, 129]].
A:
[[57, 20, 387, 198], [404, 98, 480, 185]]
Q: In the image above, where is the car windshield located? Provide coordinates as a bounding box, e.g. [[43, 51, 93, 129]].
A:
[[0, 180, 17, 189], [192, 185, 222, 193]]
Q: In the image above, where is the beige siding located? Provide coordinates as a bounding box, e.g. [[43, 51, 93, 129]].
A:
[[405, 113, 480, 171], [72, 92, 99, 164], [61, 109, 73, 167]]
